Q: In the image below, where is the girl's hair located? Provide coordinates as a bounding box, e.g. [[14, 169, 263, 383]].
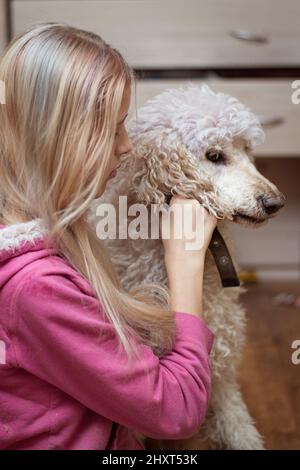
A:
[[0, 23, 176, 365]]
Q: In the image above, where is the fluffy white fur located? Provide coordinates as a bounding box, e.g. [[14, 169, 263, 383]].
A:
[[0, 218, 47, 252], [89, 83, 284, 450]]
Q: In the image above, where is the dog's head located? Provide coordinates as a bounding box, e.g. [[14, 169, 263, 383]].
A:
[[127, 83, 285, 227]]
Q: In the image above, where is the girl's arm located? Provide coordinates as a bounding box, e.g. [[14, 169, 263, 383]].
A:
[[11, 269, 214, 441]]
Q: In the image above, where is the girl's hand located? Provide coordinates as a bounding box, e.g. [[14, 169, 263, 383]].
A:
[[160, 196, 217, 276]]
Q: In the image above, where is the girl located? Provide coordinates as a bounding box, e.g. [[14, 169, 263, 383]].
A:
[[0, 23, 217, 450]]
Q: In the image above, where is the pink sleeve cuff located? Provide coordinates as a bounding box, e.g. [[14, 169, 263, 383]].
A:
[[175, 311, 215, 353]]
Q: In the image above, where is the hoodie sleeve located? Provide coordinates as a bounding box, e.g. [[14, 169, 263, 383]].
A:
[[12, 270, 214, 441]]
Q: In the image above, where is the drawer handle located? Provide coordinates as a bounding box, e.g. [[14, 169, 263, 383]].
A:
[[230, 29, 269, 44], [258, 115, 285, 127]]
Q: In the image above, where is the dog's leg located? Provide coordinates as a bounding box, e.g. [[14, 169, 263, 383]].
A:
[[201, 377, 265, 450]]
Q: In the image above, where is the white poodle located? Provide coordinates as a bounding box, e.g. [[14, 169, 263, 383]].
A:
[[88, 83, 285, 450]]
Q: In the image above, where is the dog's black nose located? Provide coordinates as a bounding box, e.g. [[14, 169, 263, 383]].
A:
[[258, 193, 286, 215]]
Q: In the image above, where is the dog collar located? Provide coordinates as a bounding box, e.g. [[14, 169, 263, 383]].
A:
[[209, 227, 240, 288], [164, 194, 240, 288]]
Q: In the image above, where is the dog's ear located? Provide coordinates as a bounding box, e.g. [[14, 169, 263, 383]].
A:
[[128, 139, 199, 202], [127, 139, 230, 219], [127, 139, 197, 205]]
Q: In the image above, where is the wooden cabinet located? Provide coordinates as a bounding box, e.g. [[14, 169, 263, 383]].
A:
[[130, 79, 300, 157], [11, 0, 300, 68], [231, 157, 300, 281]]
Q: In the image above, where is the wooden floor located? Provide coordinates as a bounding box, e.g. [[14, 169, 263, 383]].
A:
[[145, 281, 300, 451], [238, 281, 300, 450]]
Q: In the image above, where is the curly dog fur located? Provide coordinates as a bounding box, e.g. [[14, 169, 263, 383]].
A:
[[88, 83, 285, 450]]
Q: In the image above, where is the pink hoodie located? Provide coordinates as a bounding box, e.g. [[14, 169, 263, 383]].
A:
[[0, 219, 214, 450]]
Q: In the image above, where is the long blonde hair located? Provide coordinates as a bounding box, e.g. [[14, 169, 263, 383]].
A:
[[0, 23, 176, 365]]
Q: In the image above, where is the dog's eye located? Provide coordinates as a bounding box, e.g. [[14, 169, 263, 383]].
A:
[[205, 149, 225, 163]]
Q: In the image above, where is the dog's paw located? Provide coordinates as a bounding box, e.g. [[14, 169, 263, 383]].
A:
[[228, 429, 265, 450]]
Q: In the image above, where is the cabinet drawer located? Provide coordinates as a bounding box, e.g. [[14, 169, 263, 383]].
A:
[[11, 0, 300, 68], [129, 79, 300, 157], [231, 226, 300, 267]]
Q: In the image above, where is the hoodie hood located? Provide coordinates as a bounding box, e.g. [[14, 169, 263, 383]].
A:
[[0, 219, 58, 289]]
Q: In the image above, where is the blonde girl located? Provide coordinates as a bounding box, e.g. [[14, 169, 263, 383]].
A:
[[0, 23, 216, 450]]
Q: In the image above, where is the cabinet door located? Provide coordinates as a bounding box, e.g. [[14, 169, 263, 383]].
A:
[[11, 0, 300, 67], [129, 79, 300, 157]]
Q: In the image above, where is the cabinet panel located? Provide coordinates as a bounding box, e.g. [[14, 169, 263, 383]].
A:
[[129, 79, 300, 157], [12, 0, 300, 68]]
